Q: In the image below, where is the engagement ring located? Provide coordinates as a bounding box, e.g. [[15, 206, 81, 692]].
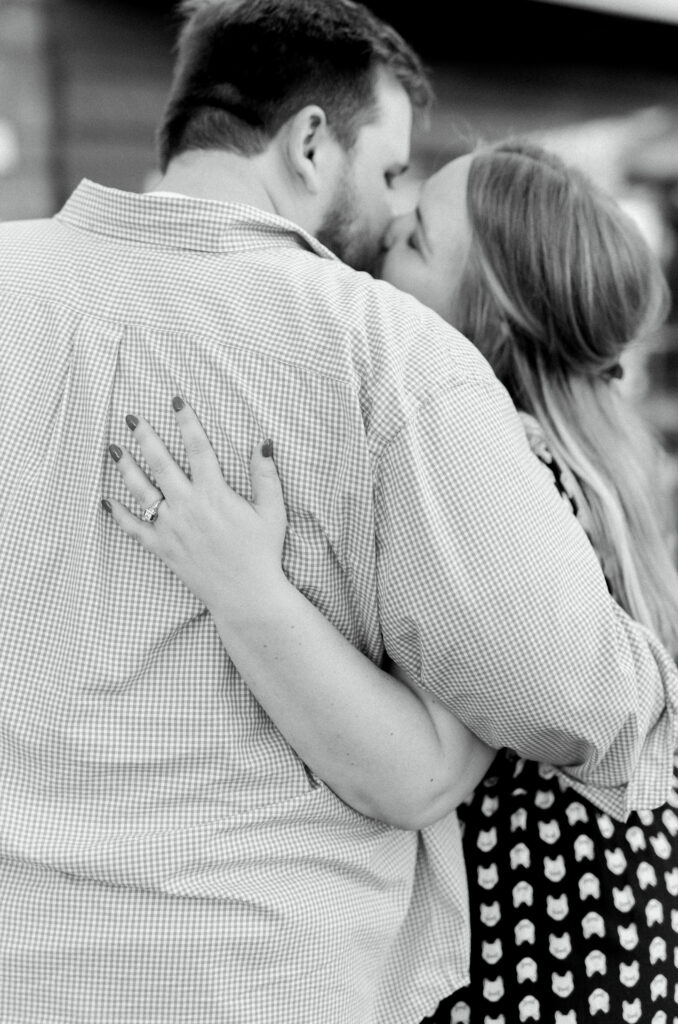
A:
[[141, 496, 165, 523]]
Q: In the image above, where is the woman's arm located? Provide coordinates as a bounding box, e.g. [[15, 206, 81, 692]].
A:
[[204, 565, 494, 829], [104, 397, 495, 830]]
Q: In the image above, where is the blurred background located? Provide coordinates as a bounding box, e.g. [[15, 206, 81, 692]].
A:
[[2, 0, 678, 514]]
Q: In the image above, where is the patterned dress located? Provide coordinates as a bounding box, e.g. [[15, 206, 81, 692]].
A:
[[423, 415, 678, 1024]]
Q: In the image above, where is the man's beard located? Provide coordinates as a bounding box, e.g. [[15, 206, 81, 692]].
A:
[[315, 177, 382, 276]]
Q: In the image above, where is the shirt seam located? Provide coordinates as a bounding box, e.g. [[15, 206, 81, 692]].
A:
[[373, 373, 497, 469], [0, 282, 364, 391]]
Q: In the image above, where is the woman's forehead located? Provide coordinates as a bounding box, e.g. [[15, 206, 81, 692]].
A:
[[419, 154, 474, 242], [422, 154, 473, 210]]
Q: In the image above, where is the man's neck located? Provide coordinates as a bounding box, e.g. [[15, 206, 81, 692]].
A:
[[150, 150, 276, 213]]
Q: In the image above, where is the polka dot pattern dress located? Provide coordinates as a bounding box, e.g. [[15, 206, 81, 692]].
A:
[[423, 752, 678, 1023]]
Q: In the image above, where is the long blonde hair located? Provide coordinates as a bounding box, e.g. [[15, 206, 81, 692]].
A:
[[453, 139, 678, 656]]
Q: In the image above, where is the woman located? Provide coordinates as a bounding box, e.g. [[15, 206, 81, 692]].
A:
[[104, 141, 678, 1022]]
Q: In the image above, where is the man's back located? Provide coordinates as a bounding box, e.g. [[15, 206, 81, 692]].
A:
[[3, 182, 677, 1024], [0, 182, 476, 1023]]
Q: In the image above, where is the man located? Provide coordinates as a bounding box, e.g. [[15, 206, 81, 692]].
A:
[[0, 1, 676, 1022]]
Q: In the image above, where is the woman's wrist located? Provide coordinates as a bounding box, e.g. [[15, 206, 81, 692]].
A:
[[203, 566, 292, 637]]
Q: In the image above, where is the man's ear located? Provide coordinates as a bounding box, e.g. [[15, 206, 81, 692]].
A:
[[283, 105, 339, 195]]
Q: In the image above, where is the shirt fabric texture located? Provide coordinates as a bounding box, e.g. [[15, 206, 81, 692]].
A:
[[0, 181, 677, 1024]]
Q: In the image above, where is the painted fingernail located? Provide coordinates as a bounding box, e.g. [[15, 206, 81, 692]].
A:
[[125, 414, 138, 431], [109, 444, 123, 463], [172, 396, 184, 412], [261, 439, 273, 458], [101, 499, 112, 513]]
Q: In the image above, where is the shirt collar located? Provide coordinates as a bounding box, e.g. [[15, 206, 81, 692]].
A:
[[56, 179, 339, 261]]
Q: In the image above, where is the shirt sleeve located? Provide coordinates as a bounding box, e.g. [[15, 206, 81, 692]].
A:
[[375, 376, 678, 821]]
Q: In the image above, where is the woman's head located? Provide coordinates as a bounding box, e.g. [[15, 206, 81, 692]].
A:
[[381, 140, 669, 408], [454, 140, 669, 410]]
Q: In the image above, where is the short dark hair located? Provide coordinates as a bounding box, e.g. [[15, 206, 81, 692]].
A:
[[157, 0, 432, 171]]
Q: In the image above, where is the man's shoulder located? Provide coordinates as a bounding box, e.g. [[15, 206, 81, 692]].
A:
[[0, 215, 55, 238], [0, 216, 65, 290], [288, 256, 501, 450], [323, 261, 497, 393], [307, 255, 471, 351]]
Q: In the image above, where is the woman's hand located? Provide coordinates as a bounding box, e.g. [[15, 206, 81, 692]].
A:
[[102, 397, 288, 608]]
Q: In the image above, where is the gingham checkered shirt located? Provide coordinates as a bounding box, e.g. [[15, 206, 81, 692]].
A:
[[0, 181, 676, 1024]]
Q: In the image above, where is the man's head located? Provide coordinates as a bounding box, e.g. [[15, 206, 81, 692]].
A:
[[157, 0, 432, 272]]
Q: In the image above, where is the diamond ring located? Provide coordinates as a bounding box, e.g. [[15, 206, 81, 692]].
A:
[[141, 496, 165, 523]]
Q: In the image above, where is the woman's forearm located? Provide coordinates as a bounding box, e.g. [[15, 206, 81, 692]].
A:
[[105, 405, 495, 829], [208, 574, 495, 829]]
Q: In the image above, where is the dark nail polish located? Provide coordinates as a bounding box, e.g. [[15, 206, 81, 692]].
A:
[[172, 396, 184, 412], [101, 499, 112, 513], [109, 444, 123, 462], [125, 414, 138, 431], [261, 439, 273, 458]]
